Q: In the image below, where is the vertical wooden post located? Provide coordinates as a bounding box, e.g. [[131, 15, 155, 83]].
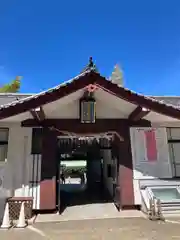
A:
[[40, 128, 57, 210], [117, 127, 134, 208]]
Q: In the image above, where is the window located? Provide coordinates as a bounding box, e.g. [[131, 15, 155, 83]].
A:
[[167, 128, 180, 177], [31, 128, 43, 154], [169, 143, 180, 177], [147, 186, 180, 203], [0, 129, 9, 162]]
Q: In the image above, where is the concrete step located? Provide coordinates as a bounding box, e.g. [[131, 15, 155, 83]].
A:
[[35, 204, 145, 222]]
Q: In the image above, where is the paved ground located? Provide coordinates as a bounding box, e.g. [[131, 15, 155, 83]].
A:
[[36, 204, 144, 222], [1, 217, 180, 239]]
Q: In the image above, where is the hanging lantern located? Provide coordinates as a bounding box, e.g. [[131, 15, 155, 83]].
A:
[[80, 88, 96, 123]]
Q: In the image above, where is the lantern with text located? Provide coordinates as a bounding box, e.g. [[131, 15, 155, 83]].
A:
[[80, 85, 97, 123]]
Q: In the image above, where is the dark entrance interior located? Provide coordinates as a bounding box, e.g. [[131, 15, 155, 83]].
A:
[[56, 135, 118, 214]]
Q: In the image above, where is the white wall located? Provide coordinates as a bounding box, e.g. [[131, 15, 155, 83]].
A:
[[130, 127, 177, 205], [0, 123, 41, 220], [44, 98, 131, 119], [130, 127, 172, 180], [7, 125, 31, 197]]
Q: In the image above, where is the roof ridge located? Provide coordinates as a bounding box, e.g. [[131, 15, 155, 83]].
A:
[[0, 93, 34, 96], [103, 77, 180, 110], [0, 69, 93, 108], [150, 96, 180, 98], [0, 69, 180, 120]]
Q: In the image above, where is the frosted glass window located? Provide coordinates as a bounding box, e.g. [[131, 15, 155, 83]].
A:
[[151, 188, 180, 202], [169, 143, 180, 177], [167, 128, 180, 140]]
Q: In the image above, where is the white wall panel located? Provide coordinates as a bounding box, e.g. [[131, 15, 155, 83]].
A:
[[130, 127, 172, 180], [0, 123, 41, 210], [45, 98, 131, 119]]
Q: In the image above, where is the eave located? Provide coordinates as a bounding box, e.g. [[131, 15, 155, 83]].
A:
[[0, 70, 180, 121]]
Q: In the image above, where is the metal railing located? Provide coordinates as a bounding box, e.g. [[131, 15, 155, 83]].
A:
[[148, 197, 165, 221]]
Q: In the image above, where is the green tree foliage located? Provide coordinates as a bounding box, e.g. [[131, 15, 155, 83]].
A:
[[0, 76, 21, 93]]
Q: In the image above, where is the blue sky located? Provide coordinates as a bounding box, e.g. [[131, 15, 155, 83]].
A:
[[0, 0, 180, 95]]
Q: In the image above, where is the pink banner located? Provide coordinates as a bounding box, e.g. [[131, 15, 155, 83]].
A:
[[144, 130, 157, 162]]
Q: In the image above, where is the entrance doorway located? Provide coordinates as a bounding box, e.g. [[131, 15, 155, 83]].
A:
[[56, 135, 119, 214]]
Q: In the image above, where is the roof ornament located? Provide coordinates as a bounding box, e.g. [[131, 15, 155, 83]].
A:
[[88, 57, 95, 69], [86, 84, 98, 92], [81, 57, 98, 73]]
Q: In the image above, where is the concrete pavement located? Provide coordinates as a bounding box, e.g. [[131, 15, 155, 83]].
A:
[[35, 204, 145, 222], [1, 217, 180, 239]]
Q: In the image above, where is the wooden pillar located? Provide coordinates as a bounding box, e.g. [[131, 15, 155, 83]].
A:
[[40, 128, 57, 210], [112, 128, 134, 209], [108, 125, 134, 209], [118, 127, 134, 208]]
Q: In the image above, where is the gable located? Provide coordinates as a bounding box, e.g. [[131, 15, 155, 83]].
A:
[[0, 70, 180, 121], [41, 87, 137, 119]]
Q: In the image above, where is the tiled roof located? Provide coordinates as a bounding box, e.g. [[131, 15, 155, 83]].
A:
[[0, 93, 33, 106], [1, 93, 180, 108], [151, 96, 180, 108], [0, 69, 180, 118], [0, 70, 91, 109]]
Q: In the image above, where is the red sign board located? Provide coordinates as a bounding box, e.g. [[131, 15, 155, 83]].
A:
[[144, 130, 157, 162]]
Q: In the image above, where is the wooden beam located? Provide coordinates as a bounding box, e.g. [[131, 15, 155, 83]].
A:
[[30, 109, 38, 121], [128, 106, 150, 121], [30, 106, 45, 122], [21, 118, 151, 129], [38, 106, 45, 121], [22, 119, 125, 129]]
